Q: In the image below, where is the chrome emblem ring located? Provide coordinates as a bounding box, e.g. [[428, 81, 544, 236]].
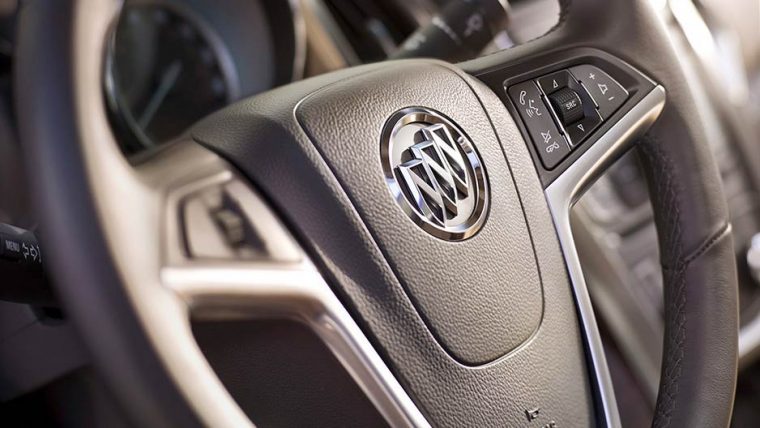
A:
[[381, 107, 489, 240]]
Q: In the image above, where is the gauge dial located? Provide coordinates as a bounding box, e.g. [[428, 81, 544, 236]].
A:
[[106, 4, 238, 151]]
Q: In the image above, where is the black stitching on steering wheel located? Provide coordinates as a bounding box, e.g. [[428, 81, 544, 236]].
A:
[[638, 135, 685, 428], [639, 135, 732, 428]]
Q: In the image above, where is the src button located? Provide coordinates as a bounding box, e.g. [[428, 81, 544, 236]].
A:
[[548, 87, 584, 125]]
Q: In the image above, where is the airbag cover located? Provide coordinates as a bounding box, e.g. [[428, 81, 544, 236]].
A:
[[296, 62, 542, 364]]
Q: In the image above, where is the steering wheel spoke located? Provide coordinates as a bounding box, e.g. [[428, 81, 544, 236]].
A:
[[160, 258, 429, 426], [132, 139, 430, 427], [544, 86, 666, 426]]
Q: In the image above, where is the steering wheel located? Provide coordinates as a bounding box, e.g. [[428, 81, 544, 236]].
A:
[[15, 0, 738, 426]]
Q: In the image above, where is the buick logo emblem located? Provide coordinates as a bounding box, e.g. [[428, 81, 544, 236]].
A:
[[381, 108, 488, 240]]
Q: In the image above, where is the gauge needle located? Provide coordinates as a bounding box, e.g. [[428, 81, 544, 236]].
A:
[[138, 60, 183, 128]]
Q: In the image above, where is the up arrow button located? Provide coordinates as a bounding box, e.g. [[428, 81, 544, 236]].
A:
[[537, 70, 574, 95]]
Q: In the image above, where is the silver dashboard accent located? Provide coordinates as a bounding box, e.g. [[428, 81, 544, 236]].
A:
[[288, 0, 307, 81], [741, 232, 760, 367], [544, 86, 666, 428], [745, 233, 760, 284], [381, 107, 489, 240], [669, 0, 750, 106], [740, 310, 760, 368]]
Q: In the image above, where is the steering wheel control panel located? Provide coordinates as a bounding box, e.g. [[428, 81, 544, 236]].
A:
[[507, 65, 629, 169]]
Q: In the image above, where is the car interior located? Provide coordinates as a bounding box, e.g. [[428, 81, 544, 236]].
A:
[[0, 0, 758, 426]]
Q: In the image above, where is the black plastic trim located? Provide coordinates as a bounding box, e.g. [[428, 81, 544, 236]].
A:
[[473, 48, 656, 187]]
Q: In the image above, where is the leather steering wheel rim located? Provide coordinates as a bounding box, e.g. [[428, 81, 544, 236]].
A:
[[465, 0, 740, 425], [15, 0, 738, 426]]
